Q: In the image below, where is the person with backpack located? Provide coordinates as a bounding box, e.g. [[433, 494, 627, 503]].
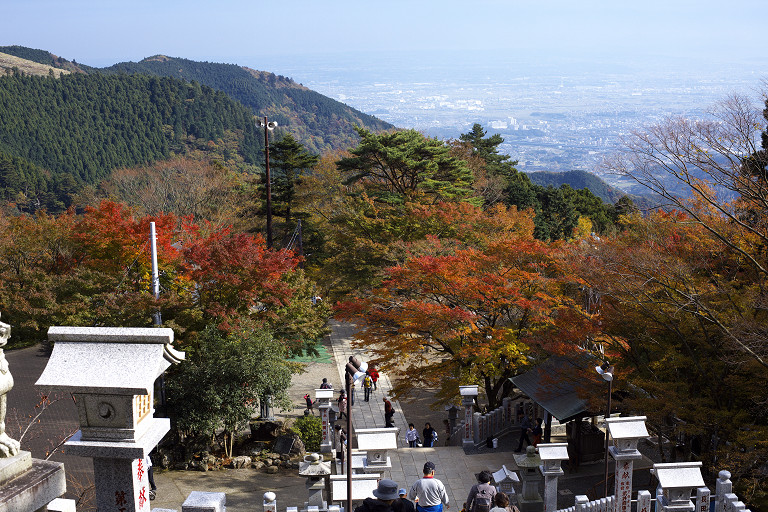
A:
[[320, 378, 333, 389], [369, 366, 380, 391], [304, 393, 314, 415], [364, 372, 373, 401], [423, 422, 437, 447], [465, 471, 496, 512]]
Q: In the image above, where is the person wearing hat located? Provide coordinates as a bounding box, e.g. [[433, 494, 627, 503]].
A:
[[396, 488, 416, 512], [408, 461, 450, 512], [355, 479, 401, 512]]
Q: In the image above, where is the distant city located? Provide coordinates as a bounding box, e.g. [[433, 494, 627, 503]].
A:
[[256, 52, 766, 193]]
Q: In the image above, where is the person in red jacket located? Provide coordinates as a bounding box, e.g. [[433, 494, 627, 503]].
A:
[[369, 366, 380, 391]]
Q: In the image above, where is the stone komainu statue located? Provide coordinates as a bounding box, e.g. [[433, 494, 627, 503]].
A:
[[0, 315, 20, 457]]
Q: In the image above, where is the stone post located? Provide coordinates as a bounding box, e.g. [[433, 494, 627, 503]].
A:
[[473, 412, 481, 444], [36, 326, 185, 512], [574, 495, 589, 512], [316, 389, 334, 453], [263, 491, 277, 512], [715, 471, 732, 512], [503, 397, 512, 424], [636, 491, 652, 512], [606, 416, 649, 512], [696, 488, 711, 512], [652, 462, 705, 512], [460, 386, 478, 447], [538, 443, 569, 512]]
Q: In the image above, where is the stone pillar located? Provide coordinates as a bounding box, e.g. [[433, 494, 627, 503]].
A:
[[460, 386, 478, 447], [636, 491, 652, 512], [606, 416, 649, 512], [575, 495, 589, 512], [715, 471, 732, 512], [538, 443, 569, 512], [316, 389, 334, 453], [473, 412, 481, 444], [503, 397, 512, 424], [696, 488, 711, 512]]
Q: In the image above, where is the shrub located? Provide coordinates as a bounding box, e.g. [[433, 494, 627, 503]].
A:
[[293, 415, 322, 452]]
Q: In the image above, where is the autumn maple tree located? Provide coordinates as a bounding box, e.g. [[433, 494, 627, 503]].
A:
[[336, 202, 595, 408]]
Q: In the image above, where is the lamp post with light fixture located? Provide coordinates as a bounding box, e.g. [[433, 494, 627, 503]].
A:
[[595, 361, 614, 499], [257, 116, 278, 248]]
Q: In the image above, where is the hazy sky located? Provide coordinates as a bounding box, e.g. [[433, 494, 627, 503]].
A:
[[2, 0, 766, 71]]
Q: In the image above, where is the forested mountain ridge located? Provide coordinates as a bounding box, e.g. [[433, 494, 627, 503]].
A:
[[0, 71, 261, 212], [0, 47, 393, 153], [100, 55, 393, 153], [527, 169, 655, 209]]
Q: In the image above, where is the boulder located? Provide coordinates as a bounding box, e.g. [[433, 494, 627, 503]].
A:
[[265, 465, 279, 474], [250, 420, 283, 441], [229, 456, 252, 469], [251, 461, 266, 470]]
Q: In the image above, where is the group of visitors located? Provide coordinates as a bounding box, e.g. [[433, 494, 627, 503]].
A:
[[405, 420, 452, 447], [356, 462, 518, 512], [515, 413, 543, 452]]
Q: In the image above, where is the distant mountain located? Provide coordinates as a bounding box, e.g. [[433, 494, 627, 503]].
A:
[[0, 45, 94, 74], [0, 48, 393, 154], [99, 55, 392, 153], [527, 169, 625, 202], [527, 169, 658, 210]]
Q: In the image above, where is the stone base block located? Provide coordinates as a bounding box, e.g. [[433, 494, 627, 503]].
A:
[[182, 491, 226, 512], [0, 458, 66, 512], [517, 496, 544, 512], [0, 451, 32, 485]]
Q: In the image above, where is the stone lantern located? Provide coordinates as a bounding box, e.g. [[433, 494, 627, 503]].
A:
[[315, 389, 335, 453], [652, 462, 705, 512], [606, 416, 649, 512], [514, 445, 544, 512], [352, 427, 397, 474], [299, 453, 332, 510], [492, 465, 520, 496], [36, 326, 184, 512], [537, 443, 569, 512], [459, 385, 478, 447]]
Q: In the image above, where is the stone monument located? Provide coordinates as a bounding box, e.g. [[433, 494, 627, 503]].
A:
[[606, 416, 649, 512], [653, 462, 705, 512], [0, 314, 67, 512], [299, 453, 332, 511], [315, 389, 334, 454], [36, 326, 185, 512], [537, 443, 569, 512]]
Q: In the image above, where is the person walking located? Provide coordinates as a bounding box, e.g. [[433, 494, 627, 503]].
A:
[[422, 422, 437, 447], [337, 391, 347, 419], [408, 461, 450, 512], [397, 488, 416, 512], [304, 393, 314, 415], [145, 452, 157, 500], [532, 417, 543, 447], [515, 414, 532, 452], [364, 372, 373, 401], [369, 366, 380, 391], [405, 423, 420, 447], [333, 424, 347, 462], [489, 493, 519, 512], [384, 397, 395, 427], [320, 378, 333, 389], [465, 470, 496, 512], [355, 479, 401, 512]]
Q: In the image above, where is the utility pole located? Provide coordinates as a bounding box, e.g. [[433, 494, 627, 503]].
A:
[[257, 116, 278, 248]]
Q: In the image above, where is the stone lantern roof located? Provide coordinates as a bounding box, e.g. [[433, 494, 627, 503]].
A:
[[36, 326, 184, 395]]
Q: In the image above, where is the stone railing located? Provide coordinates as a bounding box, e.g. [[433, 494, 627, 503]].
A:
[[448, 397, 544, 446]]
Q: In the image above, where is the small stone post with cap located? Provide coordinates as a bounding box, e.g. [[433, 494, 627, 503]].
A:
[[606, 416, 649, 512], [652, 462, 705, 512], [538, 443, 569, 512]]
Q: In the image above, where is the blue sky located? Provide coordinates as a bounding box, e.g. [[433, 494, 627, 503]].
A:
[[2, 0, 766, 70]]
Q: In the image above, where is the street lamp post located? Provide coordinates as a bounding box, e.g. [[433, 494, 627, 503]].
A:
[[595, 361, 614, 499], [345, 356, 367, 512], [257, 116, 278, 248]]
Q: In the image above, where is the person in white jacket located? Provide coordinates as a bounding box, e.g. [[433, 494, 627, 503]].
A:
[[408, 461, 449, 512]]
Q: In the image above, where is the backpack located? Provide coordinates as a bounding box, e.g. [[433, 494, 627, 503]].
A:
[[470, 488, 493, 512], [364, 375, 372, 388]]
